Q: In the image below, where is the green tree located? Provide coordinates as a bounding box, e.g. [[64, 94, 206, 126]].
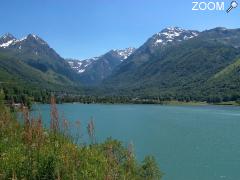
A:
[[140, 156, 163, 180], [0, 89, 5, 106]]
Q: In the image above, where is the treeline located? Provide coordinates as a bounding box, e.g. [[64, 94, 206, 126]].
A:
[[56, 95, 164, 104], [57, 94, 240, 105], [1, 85, 50, 105], [0, 95, 163, 179], [1, 84, 240, 106]]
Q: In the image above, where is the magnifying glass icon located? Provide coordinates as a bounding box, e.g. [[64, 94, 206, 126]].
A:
[[226, 1, 238, 13]]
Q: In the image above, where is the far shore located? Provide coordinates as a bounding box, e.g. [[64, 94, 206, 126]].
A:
[[33, 100, 240, 107]]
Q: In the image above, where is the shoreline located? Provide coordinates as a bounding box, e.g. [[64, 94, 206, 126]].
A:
[[33, 100, 240, 107]]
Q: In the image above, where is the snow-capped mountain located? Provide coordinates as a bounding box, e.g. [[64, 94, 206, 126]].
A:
[[67, 48, 135, 74], [103, 27, 240, 96], [0, 33, 80, 85], [67, 48, 135, 85], [0, 33, 16, 48], [66, 48, 135, 74], [0, 33, 17, 46], [150, 27, 199, 47], [0, 33, 47, 49]]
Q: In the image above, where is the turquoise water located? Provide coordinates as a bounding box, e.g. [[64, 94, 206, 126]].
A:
[[34, 103, 240, 180]]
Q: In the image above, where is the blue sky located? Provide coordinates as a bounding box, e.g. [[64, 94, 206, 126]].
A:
[[0, 0, 238, 59]]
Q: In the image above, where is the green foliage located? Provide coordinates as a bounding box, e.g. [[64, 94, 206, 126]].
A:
[[140, 156, 163, 180], [0, 89, 5, 107], [0, 103, 163, 180], [0, 51, 82, 101], [236, 99, 240, 105]]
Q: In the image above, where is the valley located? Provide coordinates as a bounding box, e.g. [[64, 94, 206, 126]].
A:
[[0, 27, 240, 105]]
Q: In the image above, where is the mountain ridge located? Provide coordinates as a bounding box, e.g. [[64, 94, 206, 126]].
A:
[[67, 47, 136, 85]]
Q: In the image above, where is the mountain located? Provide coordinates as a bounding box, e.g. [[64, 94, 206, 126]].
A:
[[102, 27, 240, 101], [67, 48, 135, 85], [0, 33, 81, 91], [0, 33, 16, 46], [106, 27, 200, 81], [145, 27, 199, 49], [67, 57, 99, 74]]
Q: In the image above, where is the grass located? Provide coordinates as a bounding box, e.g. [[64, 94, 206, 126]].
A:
[[157, 100, 240, 107], [162, 100, 208, 106], [213, 58, 240, 80], [212, 101, 240, 106]]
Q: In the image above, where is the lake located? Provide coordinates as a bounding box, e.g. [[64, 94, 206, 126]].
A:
[[33, 103, 240, 180]]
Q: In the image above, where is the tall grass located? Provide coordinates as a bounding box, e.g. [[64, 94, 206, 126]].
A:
[[87, 117, 95, 144]]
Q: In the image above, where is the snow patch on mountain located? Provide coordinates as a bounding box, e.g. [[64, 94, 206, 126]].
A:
[[113, 47, 136, 60], [67, 58, 98, 74], [0, 40, 15, 48]]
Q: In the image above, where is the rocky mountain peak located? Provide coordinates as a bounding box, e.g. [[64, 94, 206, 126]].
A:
[[112, 47, 136, 60], [0, 33, 48, 49], [151, 27, 199, 47], [0, 33, 17, 48]]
